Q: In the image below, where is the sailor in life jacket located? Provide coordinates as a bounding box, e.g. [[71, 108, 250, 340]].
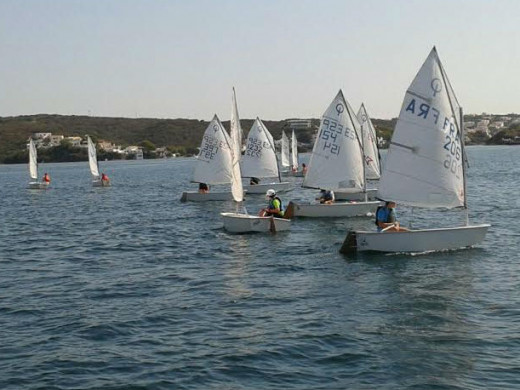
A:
[[260, 189, 284, 218], [317, 189, 335, 204], [42, 172, 51, 183], [101, 172, 110, 184], [375, 201, 409, 232]]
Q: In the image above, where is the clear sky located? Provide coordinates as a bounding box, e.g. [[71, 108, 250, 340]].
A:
[[1, 0, 518, 120]]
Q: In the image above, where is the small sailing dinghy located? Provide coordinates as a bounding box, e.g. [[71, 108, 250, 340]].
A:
[[340, 47, 490, 254], [221, 104, 291, 233], [180, 114, 239, 202], [242, 118, 291, 194], [334, 104, 380, 201], [28, 139, 49, 190], [87, 136, 109, 187], [283, 130, 304, 177], [284, 90, 380, 218], [280, 130, 291, 173]]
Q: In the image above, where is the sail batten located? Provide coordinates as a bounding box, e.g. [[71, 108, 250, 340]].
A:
[[303, 90, 364, 190], [377, 48, 464, 209], [192, 115, 235, 185]]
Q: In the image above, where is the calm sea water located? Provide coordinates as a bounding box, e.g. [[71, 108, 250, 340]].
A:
[[0, 146, 519, 390]]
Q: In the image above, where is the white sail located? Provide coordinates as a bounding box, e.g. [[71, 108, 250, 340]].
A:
[[291, 130, 298, 170], [303, 90, 364, 190], [28, 139, 38, 180], [230, 87, 243, 162], [241, 118, 279, 179], [87, 136, 100, 179], [357, 104, 381, 180], [377, 47, 464, 209], [192, 115, 235, 185], [281, 131, 290, 168]]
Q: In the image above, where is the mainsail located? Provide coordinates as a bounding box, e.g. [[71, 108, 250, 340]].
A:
[[303, 90, 364, 190], [87, 136, 100, 179], [357, 104, 381, 180], [291, 130, 298, 171], [28, 139, 38, 180], [377, 47, 464, 209], [281, 131, 290, 168], [192, 115, 235, 185], [241, 118, 280, 179]]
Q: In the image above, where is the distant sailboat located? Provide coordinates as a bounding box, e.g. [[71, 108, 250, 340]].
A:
[[180, 115, 238, 202], [333, 103, 380, 201], [28, 139, 49, 190], [87, 136, 109, 187], [284, 90, 379, 218], [221, 114, 291, 233], [340, 47, 490, 253], [241, 118, 291, 194], [291, 130, 300, 174], [280, 130, 290, 172]]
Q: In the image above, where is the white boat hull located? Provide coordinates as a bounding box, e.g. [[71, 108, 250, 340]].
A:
[[28, 181, 49, 190], [334, 188, 378, 201], [340, 224, 491, 254], [243, 182, 291, 194], [180, 191, 236, 202], [284, 201, 380, 218], [221, 212, 291, 233]]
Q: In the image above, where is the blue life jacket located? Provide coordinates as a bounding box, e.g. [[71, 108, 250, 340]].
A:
[[375, 206, 395, 230]]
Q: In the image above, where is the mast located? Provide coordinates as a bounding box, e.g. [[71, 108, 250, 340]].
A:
[[460, 106, 469, 225], [435, 47, 468, 224]]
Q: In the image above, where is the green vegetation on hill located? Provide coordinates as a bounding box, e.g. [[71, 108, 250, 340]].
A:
[[1, 113, 517, 164]]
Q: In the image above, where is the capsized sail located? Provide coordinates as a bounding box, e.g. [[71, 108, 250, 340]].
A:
[[28, 139, 38, 180], [357, 104, 381, 180], [241, 118, 279, 179], [303, 90, 364, 190], [291, 130, 298, 171], [192, 115, 235, 185], [281, 131, 290, 168], [377, 47, 464, 209], [230, 87, 243, 162], [87, 136, 100, 179]]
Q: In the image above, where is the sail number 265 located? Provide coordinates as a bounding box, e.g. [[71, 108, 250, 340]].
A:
[[443, 135, 461, 177]]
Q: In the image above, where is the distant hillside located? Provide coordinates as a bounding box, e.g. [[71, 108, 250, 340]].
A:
[[0, 113, 516, 163], [0, 114, 321, 163]]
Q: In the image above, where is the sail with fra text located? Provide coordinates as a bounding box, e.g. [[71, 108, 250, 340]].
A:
[[377, 47, 464, 208]]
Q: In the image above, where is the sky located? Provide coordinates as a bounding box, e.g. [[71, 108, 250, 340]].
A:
[[0, 0, 519, 121]]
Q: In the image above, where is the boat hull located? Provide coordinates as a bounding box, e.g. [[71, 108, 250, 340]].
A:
[[334, 188, 378, 201], [180, 191, 235, 202], [243, 182, 291, 194], [92, 179, 110, 187], [221, 212, 291, 233], [284, 201, 380, 218], [340, 224, 491, 253], [28, 181, 49, 190]]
